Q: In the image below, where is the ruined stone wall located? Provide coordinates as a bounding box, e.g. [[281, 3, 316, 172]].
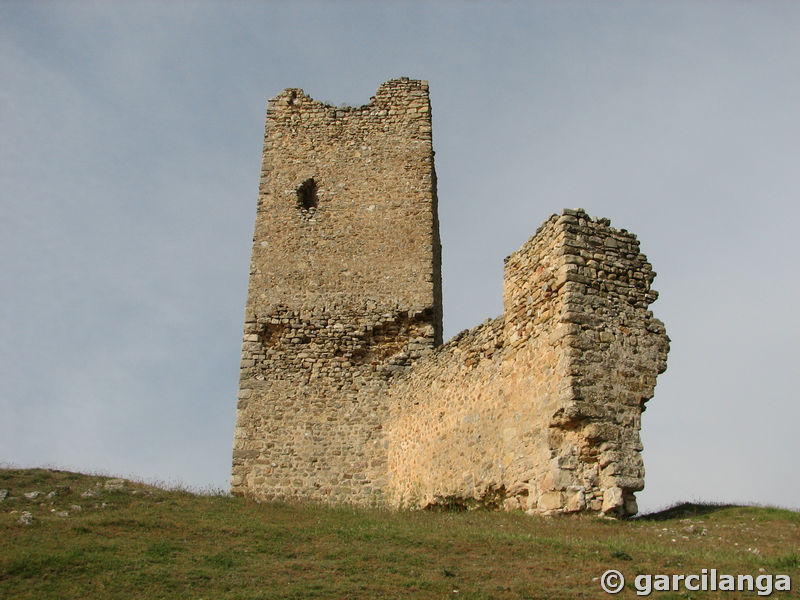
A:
[[231, 78, 442, 504], [385, 210, 669, 516], [231, 78, 669, 516], [384, 217, 565, 511]]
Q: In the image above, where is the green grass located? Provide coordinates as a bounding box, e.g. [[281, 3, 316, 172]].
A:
[[1, 468, 799, 598]]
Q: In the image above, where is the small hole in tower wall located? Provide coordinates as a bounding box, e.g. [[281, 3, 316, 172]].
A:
[[296, 178, 318, 219]]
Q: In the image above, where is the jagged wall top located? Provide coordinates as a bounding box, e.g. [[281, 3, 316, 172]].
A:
[[266, 77, 433, 140]]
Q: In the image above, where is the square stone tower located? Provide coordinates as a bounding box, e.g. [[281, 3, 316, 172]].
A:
[[231, 78, 442, 504]]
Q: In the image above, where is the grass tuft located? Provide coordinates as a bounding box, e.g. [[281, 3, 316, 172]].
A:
[[770, 552, 800, 569], [610, 548, 633, 561]]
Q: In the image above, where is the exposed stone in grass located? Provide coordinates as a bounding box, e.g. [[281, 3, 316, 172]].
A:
[[46, 485, 70, 499]]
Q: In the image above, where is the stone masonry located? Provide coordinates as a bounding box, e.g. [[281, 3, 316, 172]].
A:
[[231, 78, 442, 505], [386, 210, 669, 516], [231, 78, 669, 516]]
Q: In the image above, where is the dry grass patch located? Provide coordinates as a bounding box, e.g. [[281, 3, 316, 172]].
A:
[[1, 469, 798, 598]]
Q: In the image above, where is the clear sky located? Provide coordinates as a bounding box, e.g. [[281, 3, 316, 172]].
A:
[[1, 1, 798, 513]]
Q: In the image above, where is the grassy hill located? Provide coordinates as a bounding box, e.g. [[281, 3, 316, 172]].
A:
[[1, 468, 798, 599]]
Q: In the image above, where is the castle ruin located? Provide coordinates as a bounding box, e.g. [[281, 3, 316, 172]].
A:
[[231, 78, 669, 516]]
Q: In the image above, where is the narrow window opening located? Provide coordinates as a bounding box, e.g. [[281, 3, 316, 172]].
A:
[[296, 178, 318, 220]]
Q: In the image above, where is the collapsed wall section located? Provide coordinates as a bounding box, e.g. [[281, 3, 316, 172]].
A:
[[386, 209, 668, 515], [231, 78, 442, 504]]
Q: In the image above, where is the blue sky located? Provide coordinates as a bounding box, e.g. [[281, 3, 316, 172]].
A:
[[1, 1, 798, 513]]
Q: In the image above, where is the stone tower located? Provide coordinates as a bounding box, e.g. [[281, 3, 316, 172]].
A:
[[231, 78, 442, 503]]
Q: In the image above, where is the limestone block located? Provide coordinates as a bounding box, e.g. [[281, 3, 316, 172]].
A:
[[624, 495, 639, 516], [538, 491, 564, 512], [564, 488, 586, 512], [601, 486, 624, 514]]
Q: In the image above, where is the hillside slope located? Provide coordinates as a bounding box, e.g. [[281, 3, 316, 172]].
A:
[[1, 469, 798, 599]]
